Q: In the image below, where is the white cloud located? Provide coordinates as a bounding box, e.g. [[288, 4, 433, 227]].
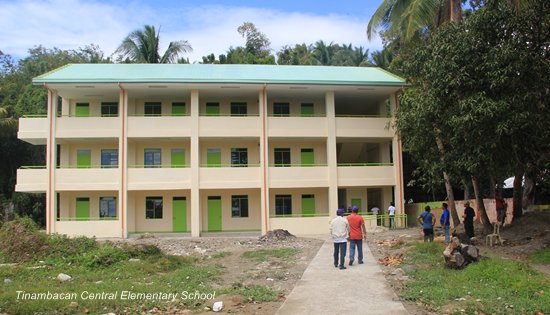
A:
[[0, 1, 383, 62]]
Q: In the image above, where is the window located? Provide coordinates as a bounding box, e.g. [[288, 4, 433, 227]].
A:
[[144, 149, 161, 168], [231, 195, 249, 217], [146, 196, 163, 219], [275, 195, 292, 215], [101, 102, 118, 117], [274, 148, 291, 167], [75, 103, 89, 117], [144, 102, 161, 116], [205, 102, 220, 116], [101, 149, 118, 168], [273, 103, 290, 116], [230, 102, 247, 116], [100, 197, 117, 219], [172, 102, 186, 116], [301, 103, 314, 116], [231, 148, 248, 167]]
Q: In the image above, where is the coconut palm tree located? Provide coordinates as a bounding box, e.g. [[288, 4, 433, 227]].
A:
[[115, 25, 192, 63], [0, 106, 17, 137]]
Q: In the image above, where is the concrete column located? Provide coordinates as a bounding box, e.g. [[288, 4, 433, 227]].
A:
[[118, 86, 128, 238], [190, 89, 201, 237], [390, 92, 404, 215], [325, 91, 338, 218], [259, 86, 269, 234], [61, 98, 69, 116], [46, 89, 58, 234]]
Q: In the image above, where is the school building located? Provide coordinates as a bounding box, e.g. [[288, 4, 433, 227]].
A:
[[16, 64, 406, 238]]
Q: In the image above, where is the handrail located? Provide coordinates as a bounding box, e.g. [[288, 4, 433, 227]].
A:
[[56, 165, 119, 169], [335, 114, 391, 118], [269, 163, 328, 167], [58, 217, 118, 221], [57, 114, 119, 118], [199, 164, 260, 167], [337, 163, 393, 167], [20, 165, 47, 169], [268, 114, 326, 117], [271, 213, 329, 218], [199, 114, 260, 117], [128, 113, 191, 117], [21, 115, 47, 118], [128, 164, 190, 168]]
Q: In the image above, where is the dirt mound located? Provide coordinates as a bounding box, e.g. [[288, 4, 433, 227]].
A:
[[258, 229, 296, 242], [0, 217, 50, 263]]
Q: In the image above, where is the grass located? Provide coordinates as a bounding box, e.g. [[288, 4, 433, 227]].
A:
[[400, 241, 550, 314], [212, 251, 232, 259], [529, 248, 550, 264], [242, 248, 300, 262]]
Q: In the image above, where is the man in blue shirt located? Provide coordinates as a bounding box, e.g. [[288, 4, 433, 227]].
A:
[[418, 206, 436, 242], [440, 203, 451, 244]]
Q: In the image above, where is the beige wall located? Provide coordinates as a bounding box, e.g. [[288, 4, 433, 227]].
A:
[[268, 188, 329, 216], [265, 97, 326, 115], [60, 141, 119, 167], [200, 189, 261, 231], [199, 98, 259, 115], [200, 139, 260, 165], [59, 191, 119, 218], [129, 98, 191, 116], [128, 190, 191, 232], [268, 139, 327, 165], [128, 140, 191, 166], [69, 99, 118, 116]]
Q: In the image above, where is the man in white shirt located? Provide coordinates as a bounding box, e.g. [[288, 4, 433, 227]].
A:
[[388, 202, 396, 229], [330, 209, 349, 269], [371, 206, 381, 226]]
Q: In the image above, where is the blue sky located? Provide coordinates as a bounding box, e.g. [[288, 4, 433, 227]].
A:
[[0, 0, 383, 62]]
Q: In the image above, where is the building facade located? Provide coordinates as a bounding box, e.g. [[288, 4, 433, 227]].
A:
[[16, 64, 406, 238]]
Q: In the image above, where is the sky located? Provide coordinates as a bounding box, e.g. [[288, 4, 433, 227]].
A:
[[0, 0, 384, 63]]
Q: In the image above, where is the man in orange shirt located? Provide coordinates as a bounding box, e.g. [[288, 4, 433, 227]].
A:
[[347, 206, 367, 265]]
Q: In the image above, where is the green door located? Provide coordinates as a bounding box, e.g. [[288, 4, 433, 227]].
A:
[[76, 197, 90, 220], [351, 198, 362, 211], [206, 103, 220, 116], [301, 148, 314, 166], [301, 103, 314, 116], [301, 195, 315, 217], [172, 197, 187, 232], [207, 149, 221, 167], [172, 102, 186, 116], [171, 149, 185, 168], [208, 197, 222, 231], [75, 103, 89, 117], [77, 150, 91, 168]]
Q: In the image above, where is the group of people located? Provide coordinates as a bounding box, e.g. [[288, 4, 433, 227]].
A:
[[329, 206, 366, 269], [417, 202, 476, 243], [370, 202, 397, 228]]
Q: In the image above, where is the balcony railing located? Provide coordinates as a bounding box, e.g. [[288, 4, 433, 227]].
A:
[[337, 164, 395, 186], [127, 167, 191, 190], [335, 116, 393, 138], [128, 115, 191, 138], [269, 165, 329, 188], [268, 116, 328, 137], [200, 165, 261, 189], [199, 116, 261, 137]]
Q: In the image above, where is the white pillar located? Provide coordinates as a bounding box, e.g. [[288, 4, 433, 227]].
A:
[[46, 89, 58, 234], [118, 86, 128, 238], [325, 91, 339, 218], [390, 92, 405, 216], [259, 86, 269, 234], [190, 90, 201, 237]]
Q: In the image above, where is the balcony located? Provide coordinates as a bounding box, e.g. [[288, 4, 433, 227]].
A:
[[128, 166, 191, 190], [269, 165, 329, 188], [56, 167, 119, 190], [18, 117, 47, 144], [337, 163, 395, 186], [335, 116, 393, 138], [127, 115, 192, 138], [56, 220, 122, 238], [200, 165, 261, 189], [15, 167, 47, 192], [268, 116, 327, 137], [56, 116, 120, 139], [199, 115, 260, 137]]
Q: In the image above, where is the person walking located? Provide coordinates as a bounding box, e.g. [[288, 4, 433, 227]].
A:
[[388, 202, 396, 228], [463, 201, 475, 238], [417, 205, 436, 242], [347, 206, 366, 265], [330, 209, 349, 269], [440, 203, 451, 244], [371, 206, 381, 226]]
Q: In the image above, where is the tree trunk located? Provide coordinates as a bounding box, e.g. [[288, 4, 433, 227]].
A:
[[489, 175, 496, 198], [449, 0, 462, 22], [513, 171, 523, 219], [472, 175, 493, 231], [463, 180, 471, 201], [522, 173, 535, 210], [433, 128, 460, 227]]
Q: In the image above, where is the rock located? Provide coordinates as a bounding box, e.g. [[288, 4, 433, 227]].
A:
[[57, 273, 72, 282], [212, 301, 223, 312], [69, 301, 79, 308], [4, 278, 12, 284], [101, 313, 116, 315], [128, 258, 140, 262], [390, 268, 405, 276], [266, 278, 274, 281], [95, 281, 103, 284]]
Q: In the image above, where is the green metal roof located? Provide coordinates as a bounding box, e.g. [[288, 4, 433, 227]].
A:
[[33, 64, 406, 86]]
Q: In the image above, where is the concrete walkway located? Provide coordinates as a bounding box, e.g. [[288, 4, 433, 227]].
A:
[[277, 239, 408, 315]]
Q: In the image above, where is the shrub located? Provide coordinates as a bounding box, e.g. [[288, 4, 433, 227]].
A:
[[81, 244, 130, 269], [0, 217, 50, 262]]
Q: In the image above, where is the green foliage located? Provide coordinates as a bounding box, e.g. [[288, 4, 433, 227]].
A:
[[0, 217, 49, 262], [242, 248, 299, 262], [223, 284, 278, 302], [529, 249, 550, 264]]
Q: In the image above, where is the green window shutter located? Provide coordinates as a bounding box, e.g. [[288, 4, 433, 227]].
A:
[[76, 197, 90, 220], [207, 149, 221, 167], [77, 150, 91, 168], [351, 198, 362, 211], [172, 197, 187, 232], [301, 148, 314, 166], [207, 196, 222, 231], [171, 149, 185, 168], [301, 195, 315, 216], [172, 102, 186, 115], [206, 102, 220, 116], [301, 103, 314, 116], [75, 103, 89, 117]]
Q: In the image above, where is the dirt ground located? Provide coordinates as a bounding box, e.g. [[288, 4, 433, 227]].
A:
[[124, 232, 324, 314]]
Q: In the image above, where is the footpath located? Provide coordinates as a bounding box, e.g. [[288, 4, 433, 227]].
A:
[[276, 238, 408, 314]]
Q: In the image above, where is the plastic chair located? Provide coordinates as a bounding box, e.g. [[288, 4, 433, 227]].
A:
[[485, 223, 502, 246]]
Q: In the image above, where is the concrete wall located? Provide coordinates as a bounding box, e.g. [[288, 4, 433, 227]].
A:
[[128, 190, 191, 232], [199, 189, 261, 231]]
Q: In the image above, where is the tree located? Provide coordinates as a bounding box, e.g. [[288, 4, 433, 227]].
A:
[[115, 25, 192, 63]]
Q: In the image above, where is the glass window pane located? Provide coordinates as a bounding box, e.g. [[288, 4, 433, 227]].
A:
[[101, 149, 118, 168], [273, 103, 290, 116], [145, 149, 161, 168], [101, 102, 118, 117], [231, 102, 247, 116], [231, 148, 248, 167], [146, 196, 163, 219], [144, 102, 161, 116]]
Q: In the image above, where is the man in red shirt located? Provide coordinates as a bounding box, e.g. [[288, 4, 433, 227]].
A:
[[347, 206, 367, 265]]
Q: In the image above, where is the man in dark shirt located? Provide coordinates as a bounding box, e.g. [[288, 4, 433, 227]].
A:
[[418, 206, 436, 242], [463, 201, 476, 238]]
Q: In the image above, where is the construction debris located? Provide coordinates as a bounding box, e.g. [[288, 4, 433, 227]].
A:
[[443, 237, 480, 269], [259, 229, 296, 242], [375, 239, 404, 247], [378, 254, 403, 266]]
